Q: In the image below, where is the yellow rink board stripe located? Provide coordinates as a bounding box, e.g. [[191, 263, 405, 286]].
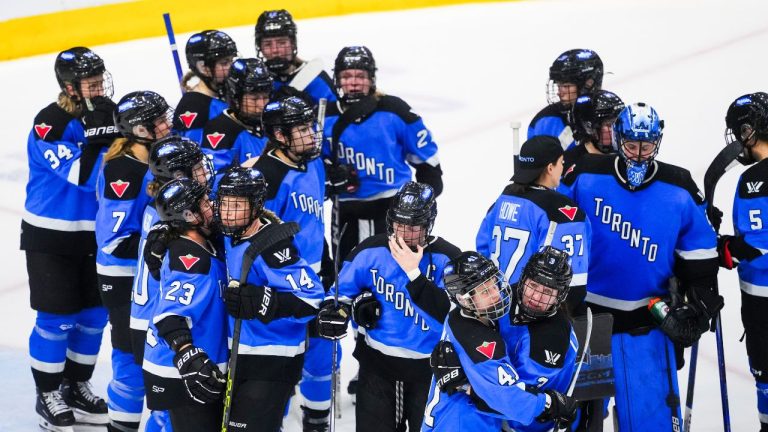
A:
[[0, 0, 511, 61]]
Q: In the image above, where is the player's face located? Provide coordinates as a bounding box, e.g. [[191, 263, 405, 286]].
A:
[[260, 36, 294, 60], [241, 93, 270, 116], [622, 140, 657, 162], [287, 122, 319, 157], [522, 279, 558, 313], [599, 120, 614, 147], [550, 155, 564, 180], [557, 82, 578, 106], [339, 69, 372, 96], [198, 196, 215, 227], [392, 222, 427, 248], [471, 279, 502, 314], [191, 160, 213, 188], [152, 115, 172, 140], [78, 74, 107, 98], [213, 56, 235, 83], [218, 196, 252, 229]]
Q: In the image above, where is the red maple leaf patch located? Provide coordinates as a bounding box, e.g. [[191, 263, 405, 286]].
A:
[[206, 132, 225, 149], [35, 123, 52, 140], [558, 205, 578, 221], [179, 254, 200, 271], [564, 164, 576, 177], [178, 111, 198, 129], [109, 180, 130, 198], [476, 341, 496, 359]]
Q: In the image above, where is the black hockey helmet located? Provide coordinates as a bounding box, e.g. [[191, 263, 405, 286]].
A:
[[516, 246, 572, 321], [185, 30, 238, 93], [262, 95, 320, 162], [571, 90, 624, 153], [149, 135, 212, 187], [254, 9, 298, 73], [444, 251, 513, 321], [725, 92, 768, 164], [114, 91, 173, 143], [155, 178, 212, 230], [226, 58, 274, 128], [386, 181, 437, 247], [215, 166, 268, 238], [334, 46, 377, 104], [54, 47, 113, 99], [547, 49, 603, 105]]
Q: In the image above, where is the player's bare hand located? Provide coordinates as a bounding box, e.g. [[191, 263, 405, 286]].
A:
[[389, 235, 423, 273]]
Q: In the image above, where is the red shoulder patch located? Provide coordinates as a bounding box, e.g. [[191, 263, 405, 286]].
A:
[[109, 180, 130, 198], [179, 254, 200, 271], [178, 111, 198, 129], [206, 132, 225, 149], [558, 205, 578, 221], [476, 341, 496, 359], [35, 123, 52, 140]]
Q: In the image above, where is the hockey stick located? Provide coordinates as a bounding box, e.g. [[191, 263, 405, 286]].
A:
[[329, 223, 349, 432], [555, 307, 592, 432], [289, 58, 325, 92], [510, 121, 522, 171], [683, 341, 698, 432], [221, 223, 299, 432], [162, 13, 184, 95]]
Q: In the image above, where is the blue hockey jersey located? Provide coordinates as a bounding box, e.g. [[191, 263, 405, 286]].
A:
[[559, 155, 718, 323], [254, 151, 325, 271], [732, 159, 768, 296], [528, 104, 575, 151], [321, 96, 440, 201], [142, 236, 229, 379], [199, 111, 268, 173], [476, 184, 590, 298], [130, 203, 160, 335], [273, 67, 337, 105], [424, 308, 576, 431], [331, 234, 460, 381], [22, 102, 106, 255], [95, 154, 152, 277], [172, 91, 228, 143]]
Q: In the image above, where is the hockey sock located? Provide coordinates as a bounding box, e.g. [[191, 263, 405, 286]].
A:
[[30, 311, 77, 391], [64, 306, 108, 382], [107, 348, 144, 427]]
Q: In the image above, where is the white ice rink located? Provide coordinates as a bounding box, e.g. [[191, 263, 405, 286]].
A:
[[1, 0, 767, 430]]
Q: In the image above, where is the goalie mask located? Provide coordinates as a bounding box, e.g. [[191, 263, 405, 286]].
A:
[[612, 102, 664, 188]]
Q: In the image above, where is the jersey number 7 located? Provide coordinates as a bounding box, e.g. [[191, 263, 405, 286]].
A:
[[490, 225, 530, 282]]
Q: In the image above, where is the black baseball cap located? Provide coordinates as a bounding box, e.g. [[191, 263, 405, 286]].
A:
[[512, 136, 564, 184]]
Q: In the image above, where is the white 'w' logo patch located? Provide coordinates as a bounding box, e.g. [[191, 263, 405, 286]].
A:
[[273, 248, 292, 263], [544, 350, 561, 365], [747, 181, 764, 194]]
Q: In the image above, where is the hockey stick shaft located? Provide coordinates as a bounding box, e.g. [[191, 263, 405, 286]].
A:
[[683, 341, 698, 432], [162, 13, 184, 94], [715, 316, 731, 431], [329, 222, 349, 431], [567, 307, 593, 396]]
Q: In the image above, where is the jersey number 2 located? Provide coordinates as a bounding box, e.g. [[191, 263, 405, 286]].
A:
[[490, 225, 531, 281]]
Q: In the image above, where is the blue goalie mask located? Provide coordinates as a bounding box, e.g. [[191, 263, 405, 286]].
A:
[[612, 102, 664, 188]]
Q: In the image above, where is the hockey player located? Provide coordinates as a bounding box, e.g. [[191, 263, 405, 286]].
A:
[[95, 90, 172, 431], [323, 46, 444, 264], [252, 96, 332, 429], [564, 90, 624, 171], [318, 181, 461, 431], [23, 46, 118, 431], [476, 135, 590, 313], [559, 103, 723, 431], [142, 178, 228, 431], [528, 49, 603, 151], [200, 58, 272, 172], [216, 166, 325, 431], [717, 92, 768, 432], [173, 30, 237, 141], [424, 247, 578, 431], [255, 9, 337, 104]]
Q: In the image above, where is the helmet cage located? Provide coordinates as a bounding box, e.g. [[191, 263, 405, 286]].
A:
[[215, 168, 268, 239], [515, 247, 572, 321]]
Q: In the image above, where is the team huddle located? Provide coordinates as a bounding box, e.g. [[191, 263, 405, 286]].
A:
[[19, 7, 768, 432]]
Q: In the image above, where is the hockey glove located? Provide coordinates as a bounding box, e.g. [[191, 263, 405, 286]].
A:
[[658, 303, 706, 347], [351, 291, 381, 330], [709, 206, 724, 233], [143, 223, 172, 280], [688, 281, 724, 332], [317, 300, 350, 340], [225, 281, 277, 323], [537, 390, 578, 427], [324, 161, 360, 196], [430, 341, 469, 395], [717, 234, 762, 269], [173, 345, 225, 404], [81, 96, 120, 147]]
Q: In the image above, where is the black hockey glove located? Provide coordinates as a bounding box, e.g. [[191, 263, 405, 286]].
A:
[[324, 161, 359, 196], [537, 390, 578, 428], [351, 291, 381, 330], [317, 300, 350, 340], [81, 96, 120, 147], [709, 206, 724, 233], [688, 281, 724, 332], [717, 234, 762, 269], [430, 340, 469, 395], [225, 281, 277, 323], [173, 345, 226, 404], [658, 303, 707, 347], [143, 223, 172, 280]]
